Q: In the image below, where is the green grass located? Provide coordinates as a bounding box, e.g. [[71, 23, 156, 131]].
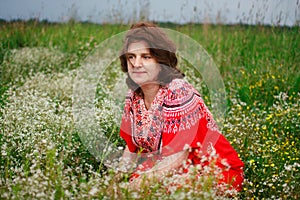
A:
[[0, 21, 299, 199]]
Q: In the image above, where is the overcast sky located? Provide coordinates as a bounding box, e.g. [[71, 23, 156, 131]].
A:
[[0, 0, 299, 26]]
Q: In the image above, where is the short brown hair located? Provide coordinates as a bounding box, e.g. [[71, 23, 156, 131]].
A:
[[119, 22, 184, 96]]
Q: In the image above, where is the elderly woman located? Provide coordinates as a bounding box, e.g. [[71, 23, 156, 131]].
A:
[[118, 22, 244, 192]]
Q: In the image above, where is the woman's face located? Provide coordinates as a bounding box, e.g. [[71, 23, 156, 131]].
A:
[[126, 41, 160, 86]]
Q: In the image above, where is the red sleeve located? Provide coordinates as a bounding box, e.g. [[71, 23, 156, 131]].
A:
[[213, 134, 244, 191], [160, 79, 244, 174], [188, 133, 244, 191], [161, 79, 218, 156], [119, 92, 137, 153], [160, 78, 244, 190]]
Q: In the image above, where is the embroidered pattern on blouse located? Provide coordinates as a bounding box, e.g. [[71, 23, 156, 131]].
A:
[[123, 79, 218, 153], [131, 88, 165, 152], [163, 79, 218, 133]]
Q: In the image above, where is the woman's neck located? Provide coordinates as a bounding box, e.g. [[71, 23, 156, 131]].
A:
[[141, 83, 160, 110]]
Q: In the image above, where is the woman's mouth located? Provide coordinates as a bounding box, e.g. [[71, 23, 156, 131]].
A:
[[132, 71, 146, 74]]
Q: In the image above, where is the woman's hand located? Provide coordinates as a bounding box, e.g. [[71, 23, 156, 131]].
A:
[[126, 150, 189, 190], [147, 150, 189, 173], [118, 146, 138, 173]]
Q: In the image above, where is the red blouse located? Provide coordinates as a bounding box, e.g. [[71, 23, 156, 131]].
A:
[[120, 78, 244, 191]]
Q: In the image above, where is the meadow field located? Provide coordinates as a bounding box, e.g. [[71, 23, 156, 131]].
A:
[[0, 21, 299, 199]]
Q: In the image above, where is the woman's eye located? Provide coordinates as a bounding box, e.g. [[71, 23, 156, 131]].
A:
[[144, 55, 152, 59], [127, 55, 134, 60]]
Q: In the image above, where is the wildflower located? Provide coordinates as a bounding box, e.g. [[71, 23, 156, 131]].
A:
[[249, 159, 255, 165], [266, 114, 273, 120], [89, 187, 99, 196]]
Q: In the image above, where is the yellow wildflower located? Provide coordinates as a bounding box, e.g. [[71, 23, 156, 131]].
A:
[[266, 114, 273, 120]]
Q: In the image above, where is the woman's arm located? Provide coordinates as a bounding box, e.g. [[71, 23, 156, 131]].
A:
[[144, 150, 189, 175], [118, 145, 138, 173], [131, 150, 189, 184], [127, 150, 188, 190]]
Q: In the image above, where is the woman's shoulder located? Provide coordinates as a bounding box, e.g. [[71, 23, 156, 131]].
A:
[[123, 89, 135, 106], [125, 89, 137, 100], [167, 78, 194, 91], [164, 78, 199, 103]]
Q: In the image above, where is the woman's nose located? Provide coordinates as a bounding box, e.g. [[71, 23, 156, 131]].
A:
[[133, 57, 142, 67]]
